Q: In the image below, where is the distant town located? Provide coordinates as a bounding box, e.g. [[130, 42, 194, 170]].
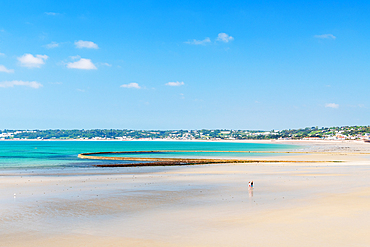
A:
[[1, 126, 370, 141]]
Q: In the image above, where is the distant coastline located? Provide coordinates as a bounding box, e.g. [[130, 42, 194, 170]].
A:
[[1, 138, 369, 145], [1, 126, 370, 141]]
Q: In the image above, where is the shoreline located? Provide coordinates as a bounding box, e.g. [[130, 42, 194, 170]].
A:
[[1, 138, 368, 144], [1, 141, 370, 246]]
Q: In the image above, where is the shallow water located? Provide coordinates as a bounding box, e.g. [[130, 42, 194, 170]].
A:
[[0, 141, 299, 169]]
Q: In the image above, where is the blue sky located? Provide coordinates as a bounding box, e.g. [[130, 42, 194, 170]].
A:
[[0, 0, 369, 130]]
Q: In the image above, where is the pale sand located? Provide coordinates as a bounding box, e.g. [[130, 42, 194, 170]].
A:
[[1, 141, 370, 246]]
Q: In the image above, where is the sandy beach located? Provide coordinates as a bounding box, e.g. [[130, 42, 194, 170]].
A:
[[1, 140, 370, 247]]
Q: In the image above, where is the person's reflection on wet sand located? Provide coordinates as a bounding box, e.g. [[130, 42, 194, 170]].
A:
[[248, 187, 253, 198]]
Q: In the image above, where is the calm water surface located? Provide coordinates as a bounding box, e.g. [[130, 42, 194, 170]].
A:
[[0, 141, 300, 169]]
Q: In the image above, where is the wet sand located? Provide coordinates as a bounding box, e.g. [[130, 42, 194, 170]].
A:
[[1, 141, 370, 246]]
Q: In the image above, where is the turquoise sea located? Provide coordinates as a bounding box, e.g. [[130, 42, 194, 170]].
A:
[[0, 141, 299, 169]]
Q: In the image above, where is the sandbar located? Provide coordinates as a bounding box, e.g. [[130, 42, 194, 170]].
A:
[[1, 141, 370, 246]]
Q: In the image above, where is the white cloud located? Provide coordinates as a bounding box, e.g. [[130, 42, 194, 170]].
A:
[[0, 53, 5, 56], [17, 54, 48, 68], [0, 80, 42, 89], [120, 82, 141, 89], [45, 12, 59, 16], [45, 42, 59, 49], [185, 37, 211, 45], [67, 58, 97, 70], [0, 65, 14, 73], [325, 103, 339, 109], [216, 33, 234, 43], [39, 32, 47, 40], [75, 40, 99, 49], [70, 55, 81, 60], [101, 62, 112, 67], [166, 81, 184, 86], [314, 34, 336, 39]]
